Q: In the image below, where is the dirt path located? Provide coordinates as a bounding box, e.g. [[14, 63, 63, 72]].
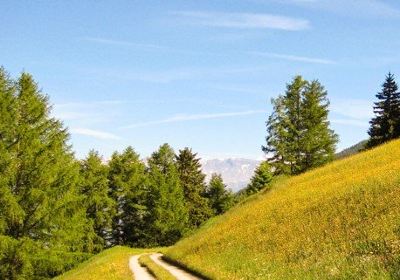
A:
[[149, 253, 203, 280], [129, 255, 155, 280]]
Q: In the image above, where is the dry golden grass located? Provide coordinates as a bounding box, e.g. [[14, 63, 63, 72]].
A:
[[166, 140, 400, 279]]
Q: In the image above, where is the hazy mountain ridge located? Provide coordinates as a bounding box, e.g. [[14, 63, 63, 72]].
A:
[[201, 158, 261, 192]]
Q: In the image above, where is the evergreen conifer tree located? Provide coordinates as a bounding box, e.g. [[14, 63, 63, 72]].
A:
[[244, 161, 273, 195], [108, 147, 147, 246], [263, 76, 338, 175], [367, 72, 400, 147], [79, 150, 115, 251], [0, 70, 92, 279], [205, 174, 234, 215], [146, 144, 188, 246], [301, 80, 338, 169], [176, 148, 212, 228]]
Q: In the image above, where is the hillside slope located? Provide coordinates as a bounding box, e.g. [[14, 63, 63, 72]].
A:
[[166, 140, 400, 279]]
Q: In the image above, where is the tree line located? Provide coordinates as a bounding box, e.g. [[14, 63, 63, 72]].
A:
[[0, 68, 234, 279], [2, 66, 399, 279]]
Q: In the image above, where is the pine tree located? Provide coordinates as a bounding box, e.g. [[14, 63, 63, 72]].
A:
[[108, 147, 147, 246], [367, 72, 400, 148], [0, 70, 92, 279], [263, 76, 338, 175], [244, 161, 273, 196], [146, 144, 188, 246], [79, 150, 115, 251], [176, 148, 212, 228], [205, 174, 234, 215]]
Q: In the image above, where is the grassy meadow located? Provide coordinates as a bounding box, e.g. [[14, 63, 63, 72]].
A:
[[165, 140, 400, 279], [54, 246, 154, 280]]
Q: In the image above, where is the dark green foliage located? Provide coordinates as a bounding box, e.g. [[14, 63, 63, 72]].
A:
[[263, 76, 338, 175], [79, 151, 115, 251], [108, 147, 147, 247], [243, 161, 273, 196], [146, 144, 188, 245], [367, 73, 400, 148], [205, 174, 234, 215], [0, 69, 93, 279], [335, 140, 367, 159], [176, 148, 212, 228]]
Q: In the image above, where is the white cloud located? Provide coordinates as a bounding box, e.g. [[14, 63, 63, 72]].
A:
[[171, 11, 310, 31], [249, 51, 336, 65], [121, 110, 267, 129], [70, 128, 122, 140]]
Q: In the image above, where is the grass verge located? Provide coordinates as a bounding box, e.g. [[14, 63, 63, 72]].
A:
[[138, 254, 176, 280]]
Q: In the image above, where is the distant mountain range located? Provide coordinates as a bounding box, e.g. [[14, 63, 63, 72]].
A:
[[201, 141, 368, 192], [202, 158, 261, 192]]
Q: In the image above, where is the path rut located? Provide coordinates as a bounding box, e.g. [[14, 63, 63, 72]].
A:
[[149, 253, 203, 280], [129, 255, 155, 280]]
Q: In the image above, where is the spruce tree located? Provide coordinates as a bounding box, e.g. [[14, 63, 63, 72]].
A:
[[108, 147, 147, 246], [205, 173, 234, 215], [79, 150, 115, 251], [367, 72, 400, 148], [263, 76, 338, 175], [244, 161, 273, 196], [0, 70, 92, 279], [176, 148, 212, 228], [146, 144, 188, 246]]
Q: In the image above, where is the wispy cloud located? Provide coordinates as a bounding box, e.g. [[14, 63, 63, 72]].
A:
[[331, 119, 369, 127], [70, 128, 122, 140], [249, 51, 336, 65], [278, 0, 400, 18], [52, 100, 123, 123], [82, 37, 167, 50], [330, 98, 373, 120], [121, 110, 267, 129], [85, 66, 271, 84], [171, 11, 310, 31], [330, 98, 372, 127], [81, 37, 214, 56], [55, 100, 123, 108]]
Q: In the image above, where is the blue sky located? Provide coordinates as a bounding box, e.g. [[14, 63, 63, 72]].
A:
[[1, 0, 400, 160]]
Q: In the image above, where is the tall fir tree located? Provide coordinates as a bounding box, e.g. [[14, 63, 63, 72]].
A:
[[176, 148, 212, 228], [205, 173, 234, 215], [146, 144, 188, 246], [0, 70, 92, 279], [367, 72, 400, 148], [244, 161, 273, 196], [263, 76, 338, 175], [108, 147, 147, 246], [79, 150, 115, 251]]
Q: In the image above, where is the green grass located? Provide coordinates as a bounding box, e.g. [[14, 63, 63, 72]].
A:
[[54, 246, 153, 280], [138, 254, 176, 280], [166, 140, 400, 279]]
